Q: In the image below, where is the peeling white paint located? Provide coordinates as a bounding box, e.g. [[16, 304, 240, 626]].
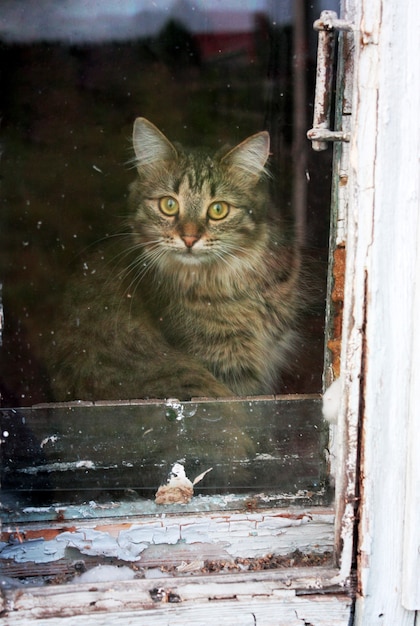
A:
[[16, 460, 97, 474], [0, 510, 335, 565]]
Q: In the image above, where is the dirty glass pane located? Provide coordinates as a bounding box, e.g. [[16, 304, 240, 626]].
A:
[[0, 1, 336, 514], [1, 397, 329, 517]]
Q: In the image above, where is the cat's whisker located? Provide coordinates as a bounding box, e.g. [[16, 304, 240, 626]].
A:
[[118, 253, 159, 289], [99, 239, 165, 316], [106, 240, 163, 274], [112, 246, 170, 322], [68, 231, 133, 263], [121, 246, 169, 296], [209, 245, 257, 278], [221, 240, 260, 259]]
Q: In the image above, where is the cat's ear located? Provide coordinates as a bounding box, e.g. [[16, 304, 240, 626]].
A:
[[221, 131, 270, 178], [133, 118, 177, 167]]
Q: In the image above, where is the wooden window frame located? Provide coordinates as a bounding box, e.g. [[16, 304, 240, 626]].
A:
[[0, 6, 357, 625]]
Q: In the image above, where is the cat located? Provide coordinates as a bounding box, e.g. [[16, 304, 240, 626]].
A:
[[45, 118, 302, 402]]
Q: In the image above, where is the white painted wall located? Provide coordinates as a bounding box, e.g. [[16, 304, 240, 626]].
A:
[[339, 0, 420, 622]]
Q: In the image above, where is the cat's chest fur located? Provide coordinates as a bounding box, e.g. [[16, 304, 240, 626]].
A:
[[142, 238, 298, 396], [161, 293, 282, 396]]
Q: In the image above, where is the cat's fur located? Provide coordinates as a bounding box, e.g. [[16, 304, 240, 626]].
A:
[[46, 118, 302, 401]]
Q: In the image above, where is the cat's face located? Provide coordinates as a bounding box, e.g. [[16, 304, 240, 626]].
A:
[[128, 118, 270, 271]]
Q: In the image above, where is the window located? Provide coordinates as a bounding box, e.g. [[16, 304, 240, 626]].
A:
[[0, 2, 359, 623]]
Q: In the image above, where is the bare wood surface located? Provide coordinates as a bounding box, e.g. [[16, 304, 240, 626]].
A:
[[0, 567, 352, 625]]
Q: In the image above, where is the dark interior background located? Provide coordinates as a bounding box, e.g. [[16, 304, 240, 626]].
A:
[[0, 0, 335, 407]]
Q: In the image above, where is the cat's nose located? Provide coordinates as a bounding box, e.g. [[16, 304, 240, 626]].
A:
[[181, 234, 200, 248]]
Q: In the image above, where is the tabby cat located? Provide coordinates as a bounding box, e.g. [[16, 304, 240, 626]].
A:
[[47, 118, 302, 401]]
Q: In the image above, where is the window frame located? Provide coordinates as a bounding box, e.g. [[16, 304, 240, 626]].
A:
[[0, 2, 362, 623]]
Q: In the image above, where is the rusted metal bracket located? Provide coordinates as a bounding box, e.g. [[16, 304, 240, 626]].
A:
[[307, 11, 354, 151]]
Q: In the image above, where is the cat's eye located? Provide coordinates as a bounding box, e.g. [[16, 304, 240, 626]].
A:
[[207, 200, 229, 220], [159, 196, 179, 216]]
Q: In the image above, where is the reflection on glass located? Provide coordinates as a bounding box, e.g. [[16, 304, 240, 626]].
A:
[[0, 0, 332, 407]]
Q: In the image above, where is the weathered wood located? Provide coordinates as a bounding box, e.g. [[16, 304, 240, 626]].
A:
[[324, 0, 358, 588], [0, 506, 347, 623], [0, 508, 335, 566], [0, 568, 352, 625], [1, 595, 353, 626], [401, 68, 420, 610], [340, 0, 419, 622]]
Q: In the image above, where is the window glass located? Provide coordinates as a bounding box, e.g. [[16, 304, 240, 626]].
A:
[[1, 396, 329, 514], [0, 0, 335, 510]]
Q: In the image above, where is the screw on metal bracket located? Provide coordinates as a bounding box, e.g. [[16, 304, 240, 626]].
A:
[[307, 11, 355, 151]]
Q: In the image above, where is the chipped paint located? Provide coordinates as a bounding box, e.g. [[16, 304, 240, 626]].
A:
[[15, 460, 97, 474], [0, 510, 335, 566]]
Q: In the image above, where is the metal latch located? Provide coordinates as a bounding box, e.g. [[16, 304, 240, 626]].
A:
[[307, 10, 354, 151]]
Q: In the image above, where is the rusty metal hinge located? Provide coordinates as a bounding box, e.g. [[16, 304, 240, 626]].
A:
[[307, 10, 354, 151]]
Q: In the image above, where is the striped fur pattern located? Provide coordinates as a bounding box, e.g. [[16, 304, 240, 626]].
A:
[[47, 119, 301, 401]]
